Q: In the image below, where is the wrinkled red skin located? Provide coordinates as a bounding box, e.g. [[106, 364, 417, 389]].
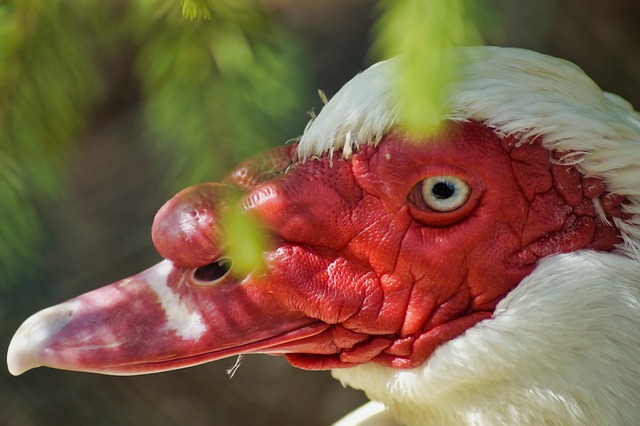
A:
[[158, 120, 623, 370]]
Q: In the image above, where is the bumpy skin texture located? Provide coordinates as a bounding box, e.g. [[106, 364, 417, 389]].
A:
[[8, 121, 624, 376], [159, 120, 622, 370], [152, 183, 230, 268]]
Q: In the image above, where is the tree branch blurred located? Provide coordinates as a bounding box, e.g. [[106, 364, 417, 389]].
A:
[[373, 0, 503, 135], [0, 0, 306, 289], [0, 0, 107, 287]]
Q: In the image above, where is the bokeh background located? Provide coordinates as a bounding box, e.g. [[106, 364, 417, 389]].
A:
[[1, 0, 639, 425]]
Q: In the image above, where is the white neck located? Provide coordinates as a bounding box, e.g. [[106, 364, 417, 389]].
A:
[[333, 251, 640, 425]]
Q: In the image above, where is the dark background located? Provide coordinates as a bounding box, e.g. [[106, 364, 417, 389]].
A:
[[2, 0, 639, 425]]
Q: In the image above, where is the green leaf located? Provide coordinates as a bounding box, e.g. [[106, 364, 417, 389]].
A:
[[374, 0, 481, 135], [180, 0, 213, 20], [219, 193, 268, 277]]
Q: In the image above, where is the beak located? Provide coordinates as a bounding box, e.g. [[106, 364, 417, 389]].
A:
[[7, 259, 329, 376], [7, 147, 341, 377]]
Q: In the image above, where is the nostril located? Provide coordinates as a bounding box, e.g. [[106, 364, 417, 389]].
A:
[[193, 258, 233, 284]]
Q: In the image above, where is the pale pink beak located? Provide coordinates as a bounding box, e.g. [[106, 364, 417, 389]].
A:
[[7, 259, 330, 376]]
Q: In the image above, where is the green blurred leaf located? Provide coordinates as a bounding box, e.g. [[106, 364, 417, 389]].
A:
[[219, 193, 268, 277], [133, 0, 306, 191], [374, 0, 481, 135], [180, 0, 213, 20]]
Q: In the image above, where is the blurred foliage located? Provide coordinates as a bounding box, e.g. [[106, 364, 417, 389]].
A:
[[133, 0, 305, 192], [0, 0, 306, 290], [0, 0, 108, 288], [374, 0, 494, 135], [220, 192, 269, 277], [132, 0, 306, 272]]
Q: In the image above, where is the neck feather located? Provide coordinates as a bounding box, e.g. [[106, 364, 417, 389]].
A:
[[333, 251, 640, 425]]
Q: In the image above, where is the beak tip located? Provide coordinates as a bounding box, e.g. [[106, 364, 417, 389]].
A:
[[7, 338, 35, 376], [7, 301, 78, 376], [7, 321, 41, 376]]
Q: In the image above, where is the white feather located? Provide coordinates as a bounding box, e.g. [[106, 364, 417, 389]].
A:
[[333, 251, 640, 425]]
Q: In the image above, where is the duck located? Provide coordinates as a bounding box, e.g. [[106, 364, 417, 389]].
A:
[[8, 46, 640, 425]]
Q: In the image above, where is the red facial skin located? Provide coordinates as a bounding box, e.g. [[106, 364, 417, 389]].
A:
[[233, 122, 622, 369], [12, 121, 624, 375]]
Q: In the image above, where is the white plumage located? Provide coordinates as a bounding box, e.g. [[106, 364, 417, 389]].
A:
[[332, 252, 640, 424]]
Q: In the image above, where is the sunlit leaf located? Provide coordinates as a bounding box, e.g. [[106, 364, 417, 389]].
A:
[[179, 0, 213, 20], [219, 193, 268, 277], [375, 0, 481, 135]]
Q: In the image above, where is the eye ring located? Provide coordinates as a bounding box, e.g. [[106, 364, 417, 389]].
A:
[[415, 176, 471, 212], [408, 172, 481, 227], [192, 258, 233, 285]]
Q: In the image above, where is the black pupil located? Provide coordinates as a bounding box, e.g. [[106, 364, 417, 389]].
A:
[[432, 181, 456, 199], [194, 259, 232, 282]]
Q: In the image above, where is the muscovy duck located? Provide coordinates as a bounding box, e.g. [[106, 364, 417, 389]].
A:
[[8, 46, 640, 425]]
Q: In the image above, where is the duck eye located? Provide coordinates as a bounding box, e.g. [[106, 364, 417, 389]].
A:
[[416, 176, 471, 212], [193, 258, 232, 285]]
